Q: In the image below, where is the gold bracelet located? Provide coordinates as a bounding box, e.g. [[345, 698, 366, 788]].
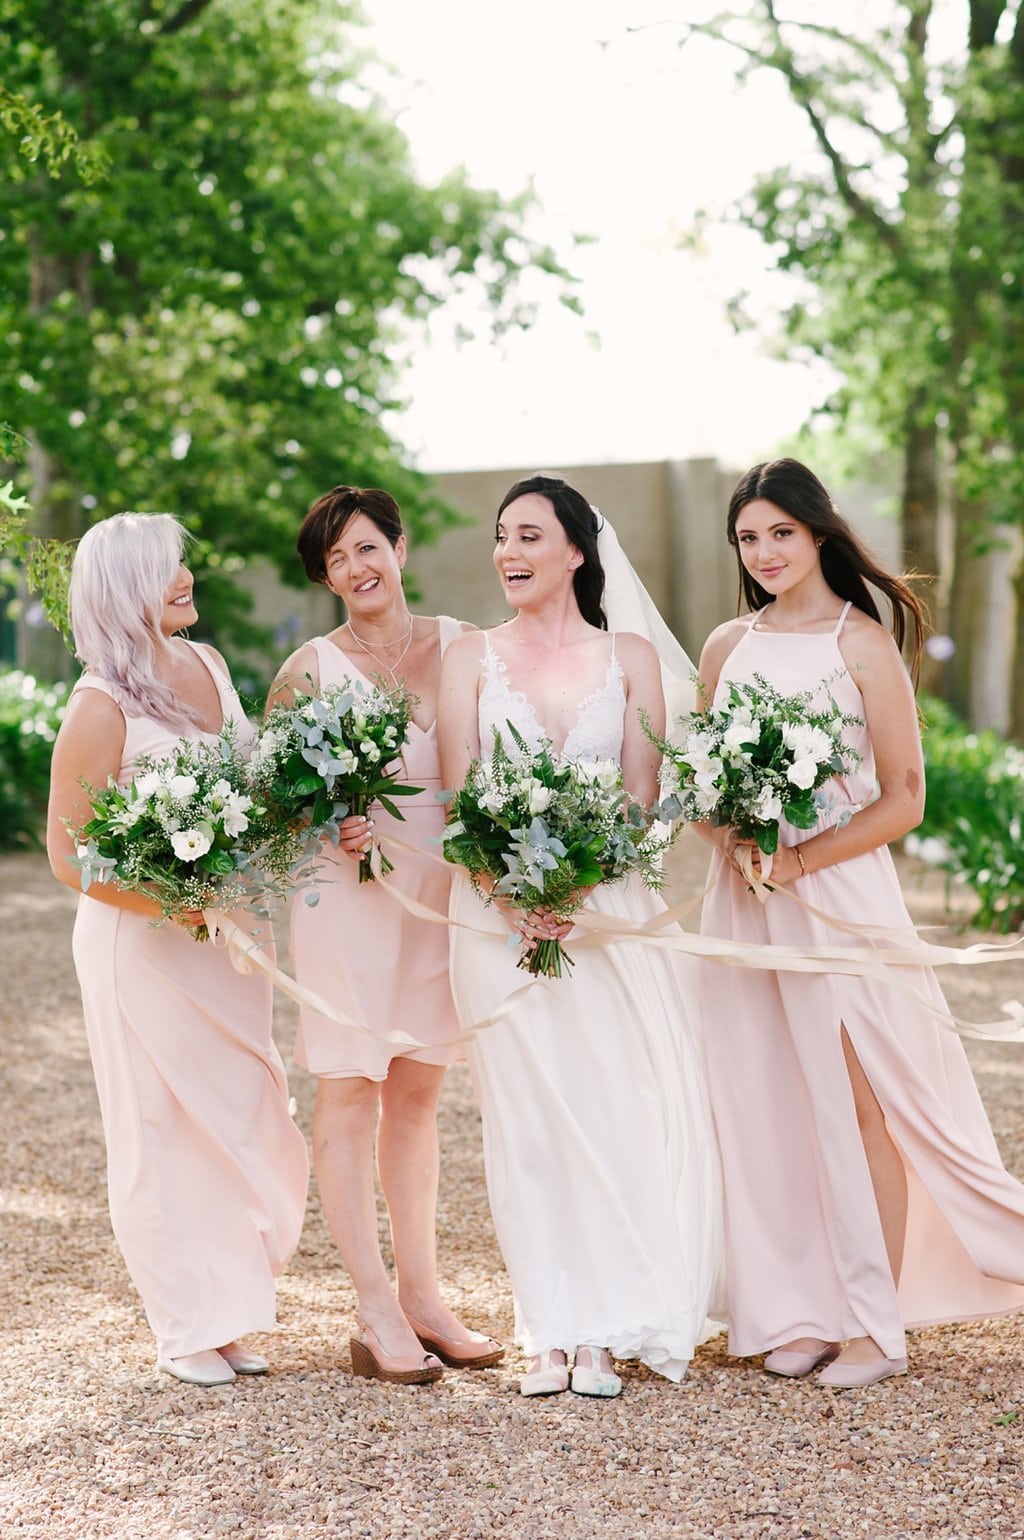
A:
[[794, 846, 806, 877]]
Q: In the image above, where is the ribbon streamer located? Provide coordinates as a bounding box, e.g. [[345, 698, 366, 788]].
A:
[[205, 829, 1024, 1051]]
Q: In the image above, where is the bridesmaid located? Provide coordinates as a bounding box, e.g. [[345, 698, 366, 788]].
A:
[[271, 484, 502, 1386], [698, 458, 1024, 1386], [47, 513, 309, 1387]]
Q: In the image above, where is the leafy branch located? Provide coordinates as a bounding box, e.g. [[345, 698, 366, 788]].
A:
[[0, 471, 74, 647]]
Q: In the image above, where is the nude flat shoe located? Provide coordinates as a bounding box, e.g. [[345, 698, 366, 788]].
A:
[[217, 1344, 270, 1375], [520, 1350, 569, 1397], [764, 1342, 840, 1378], [156, 1350, 236, 1387], [817, 1355, 907, 1388], [403, 1311, 504, 1369]]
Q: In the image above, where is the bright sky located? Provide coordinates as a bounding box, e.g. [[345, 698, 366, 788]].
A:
[[358, 0, 839, 473]]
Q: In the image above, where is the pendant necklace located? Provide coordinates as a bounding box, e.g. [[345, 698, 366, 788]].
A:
[[346, 616, 415, 685]]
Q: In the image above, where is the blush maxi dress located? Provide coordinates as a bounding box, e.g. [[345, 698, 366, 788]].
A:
[[70, 646, 309, 1360], [449, 633, 723, 1381], [700, 603, 1024, 1362], [289, 622, 463, 1080]]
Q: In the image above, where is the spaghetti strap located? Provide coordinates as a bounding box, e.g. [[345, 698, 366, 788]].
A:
[[833, 600, 853, 635]]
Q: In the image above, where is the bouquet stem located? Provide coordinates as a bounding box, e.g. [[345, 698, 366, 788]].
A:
[[518, 938, 575, 979], [351, 795, 392, 883]]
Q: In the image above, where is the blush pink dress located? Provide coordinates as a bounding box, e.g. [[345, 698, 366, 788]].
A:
[[290, 621, 462, 1080], [700, 604, 1024, 1360], [70, 645, 309, 1360]]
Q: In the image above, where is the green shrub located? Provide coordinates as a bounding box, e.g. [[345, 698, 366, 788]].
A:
[[917, 695, 1024, 931], [0, 669, 70, 851]]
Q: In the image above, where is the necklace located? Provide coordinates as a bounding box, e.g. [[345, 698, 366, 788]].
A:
[[346, 616, 415, 683]]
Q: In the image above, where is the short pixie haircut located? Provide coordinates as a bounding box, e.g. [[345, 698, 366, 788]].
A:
[[296, 486, 404, 584]]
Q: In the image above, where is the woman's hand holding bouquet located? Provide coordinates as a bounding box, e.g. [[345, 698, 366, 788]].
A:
[[442, 722, 668, 978]]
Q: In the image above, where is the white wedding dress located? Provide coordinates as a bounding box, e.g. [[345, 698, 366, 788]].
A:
[[449, 634, 723, 1381]]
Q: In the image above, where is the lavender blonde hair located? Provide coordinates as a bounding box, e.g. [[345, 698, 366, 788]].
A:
[[69, 512, 202, 730]]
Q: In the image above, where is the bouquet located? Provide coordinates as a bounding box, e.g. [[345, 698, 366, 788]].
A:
[[249, 678, 421, 882], [649, 672, 862, 858], [68, 732, 298, 940], [441, 723, 668, 977]]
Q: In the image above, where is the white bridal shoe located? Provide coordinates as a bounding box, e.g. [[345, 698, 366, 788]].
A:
[[570, 1345, 622, 1398], [520, 1349, 570, 1396], [156, 1350, 236, 1387]]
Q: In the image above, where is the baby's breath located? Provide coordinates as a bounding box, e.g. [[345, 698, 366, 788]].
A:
[[648, 672, 863, 856], [441, 721, 670, 978], [250, 677, 421, 883]]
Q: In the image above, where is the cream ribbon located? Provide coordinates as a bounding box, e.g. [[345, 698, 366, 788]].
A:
[[205, 831, 1024, 1049]]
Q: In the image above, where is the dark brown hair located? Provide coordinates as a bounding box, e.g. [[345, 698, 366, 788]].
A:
[[497, 474, 607, 630], [727, 458, 926, 682], [297, 485, 403, 583]]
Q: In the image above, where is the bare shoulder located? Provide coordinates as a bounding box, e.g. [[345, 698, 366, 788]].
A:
[[612, 630, 659, 675], [60, 681, 125, 733], [838, 609, 905, 674], [274, 639, 320, 683], [444, 628, 488, 665], [193, 640, 230, 676], [699, 617, 748, 672]]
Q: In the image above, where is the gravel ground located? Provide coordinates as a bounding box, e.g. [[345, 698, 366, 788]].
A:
[[1, 841, 1022, 1540]]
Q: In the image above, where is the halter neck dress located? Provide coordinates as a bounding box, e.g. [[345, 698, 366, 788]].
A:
[[700, 604, 1024, 1360], [448, 632, 723, 1380], [70, 643, 309, 1359], [289, 619, 463, 1079]]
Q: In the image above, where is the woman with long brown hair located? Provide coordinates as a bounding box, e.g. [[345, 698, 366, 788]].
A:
[[697, 458, 1024, 1387]]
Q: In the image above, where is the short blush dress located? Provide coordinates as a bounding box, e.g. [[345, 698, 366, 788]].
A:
[[700, 603, 1024, 1360], [289, 620, 463, 1080], [70, 645, 309, 1360]]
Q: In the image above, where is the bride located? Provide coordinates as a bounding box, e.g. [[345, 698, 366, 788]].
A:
[[437, 474, 723, 1398]]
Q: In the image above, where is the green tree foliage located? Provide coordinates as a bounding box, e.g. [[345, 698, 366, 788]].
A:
[[674, 2, 1024, 729], [0, 0, 572, 673]]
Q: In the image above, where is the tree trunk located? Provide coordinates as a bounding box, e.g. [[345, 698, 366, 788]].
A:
[[900, 414, 944, 692], [944, 494, 1017, 730], [17, 238, 91, 679], [1009, 551, 1024, 742], [17, 436, 79, 679]]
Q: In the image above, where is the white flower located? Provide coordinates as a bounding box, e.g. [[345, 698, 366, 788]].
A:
[[133, 770, 161, 799], [220, 793, 252, 838], [211, 778, 233, 801], [359, 740, 381, 764], [786, 756, 818, 790], [480, 787, 506, 816], [527, 782, 554, 815], [722, 713, 760, 753], [382, 725, 398, 748], [782, 722, 833, 766], [167, 773, 199, 800], [171, 827, 212, 861], [752, 784, 783, 822], [691, 784, 722, 814], [575, 758, 620, 790]]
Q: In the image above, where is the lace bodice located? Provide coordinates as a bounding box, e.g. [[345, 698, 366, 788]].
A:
[[478, 632, 626, 764]]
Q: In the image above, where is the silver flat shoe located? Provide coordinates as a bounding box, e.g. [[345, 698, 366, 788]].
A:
[[217, 1344, 269, 1375], [156, 1350, 236, 1387]]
